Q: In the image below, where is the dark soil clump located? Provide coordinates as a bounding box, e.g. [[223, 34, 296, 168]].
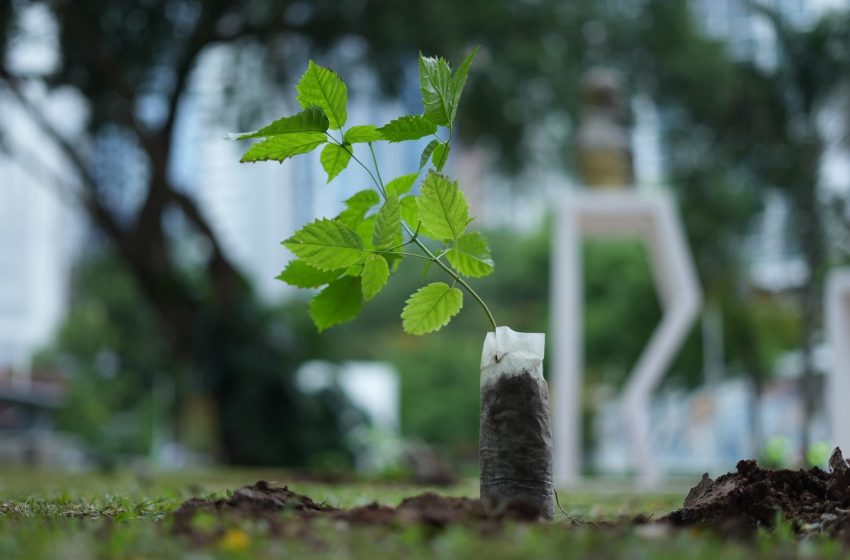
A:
[[171, 480, 542, 543], [665, 447, 850, 539]]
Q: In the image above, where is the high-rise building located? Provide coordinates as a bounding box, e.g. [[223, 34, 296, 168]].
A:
[[0, 109, 76, 371], [0, 6, 78, 372]]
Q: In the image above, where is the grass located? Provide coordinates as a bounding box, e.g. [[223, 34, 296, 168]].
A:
[[0, 469, 844, 559]]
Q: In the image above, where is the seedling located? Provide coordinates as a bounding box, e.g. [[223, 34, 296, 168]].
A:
[[232, 49, 554, 520], [232, 48, 496, 335]]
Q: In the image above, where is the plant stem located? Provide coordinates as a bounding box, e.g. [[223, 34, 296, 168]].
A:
[[366, 143, 498, 332], [328, 134, 388, 199], [376, 250, 432, 261], [368, 143, 386, 189]]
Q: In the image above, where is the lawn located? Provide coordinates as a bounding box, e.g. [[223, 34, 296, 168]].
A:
[[0, 469, 842, 559]]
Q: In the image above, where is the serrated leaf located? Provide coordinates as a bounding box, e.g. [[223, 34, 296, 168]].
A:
[[402, 282, 463, 335], [355, 214, 376, 250], [283, 218, 365, 270], [372, 196, 402, 250], [344, 189, 381, 212], [386, 173, 418, 197], [361, 254, 389, 301], [338, 191, 379, 241], [233, 106, 329, 140], [345, 125, 383, 143], [400, 196, 437, 239], [432, 142, 450, 171], [449, 47, 479, 124], [240, 132, 326, 163], [416, 171, 469, 241], [419, 54, 453, 126], [309, 276, 363, 332], [446, 232, 494, 278], [320, 143, 352, 183], [345, 263, 364, 276], [277, 260, 344, 288], [377, 115, 437, 142], [419, 139, 439, 170], [296, 61, 348, 129]]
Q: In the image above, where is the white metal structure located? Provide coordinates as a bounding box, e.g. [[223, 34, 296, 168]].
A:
[[826, 269, 850, 454], [551, 190, 702, 487]]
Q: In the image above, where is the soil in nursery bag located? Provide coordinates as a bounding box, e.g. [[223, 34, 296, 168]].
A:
[[665, 447, 850, 540], [479, 327, 553, 520], [479, 369, 553, 519], [171, 480, 543, 543]]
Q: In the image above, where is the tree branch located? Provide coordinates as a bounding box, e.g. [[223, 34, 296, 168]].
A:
[[56, 3, 155, 145]]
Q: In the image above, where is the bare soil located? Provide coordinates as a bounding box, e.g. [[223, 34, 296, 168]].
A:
[[171, 480, 542, 544], [171, 447, 850, 544], [665, 447, 850, 539]]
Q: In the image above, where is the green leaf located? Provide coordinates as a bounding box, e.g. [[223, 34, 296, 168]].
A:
[[309, 276, 363, 332], [386, 173, 418, 197], [447, 232, 494, 278], [419, 53, 453, 127], [419, 139, 439, 169], [283, 219, 365, 270], [345, 125, 383, 143], [400, 196, 437, 239], [416, 171, 469, 241], [377, 115, 437, 142], [361, 254, 389, 301], [337, 191, 379, 246], [355, 214, 376, 250], [402, 282, 463, 335], [345, 263, 364, 276], [240, 132, 326, 163], [320, 143, 352, 183], [421, 259, 434, 279], [232, 106, 329, 140], [448, 47, 479, 124], [344, 189, 381, 212], [277, 260, 343, 288], [432, 142, 450, 171], [387, 252, 403, 272], [296, 61, 348, 130], [372, 196, 402, 250]]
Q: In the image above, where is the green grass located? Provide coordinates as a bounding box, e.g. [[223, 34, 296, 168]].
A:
[[0, 469, 844, 559]]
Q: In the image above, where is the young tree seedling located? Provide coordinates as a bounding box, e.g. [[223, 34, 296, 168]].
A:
[[232, 49, 554, 521], [231, 48, 496, 335]]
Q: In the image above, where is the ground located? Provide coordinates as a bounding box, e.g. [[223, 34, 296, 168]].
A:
[[0, 468, 844, 559]]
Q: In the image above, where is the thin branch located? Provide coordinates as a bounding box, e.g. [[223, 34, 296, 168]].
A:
[[57, 3, 149, 141]]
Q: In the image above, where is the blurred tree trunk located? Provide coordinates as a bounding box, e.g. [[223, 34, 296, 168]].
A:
[[0, 1, 278, 462]]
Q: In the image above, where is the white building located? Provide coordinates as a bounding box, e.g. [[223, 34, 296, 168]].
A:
[[0, 5, 80, 373], [0, 148, 72, 371]]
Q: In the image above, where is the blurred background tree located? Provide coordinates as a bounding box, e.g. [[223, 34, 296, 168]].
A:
[[2, 0, 847, 468]]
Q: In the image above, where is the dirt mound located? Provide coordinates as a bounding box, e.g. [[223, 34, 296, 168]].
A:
[[665, 447, 850, 539], [171, 480, 543, 542]]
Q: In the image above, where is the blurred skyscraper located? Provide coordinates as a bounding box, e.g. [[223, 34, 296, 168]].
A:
[[0, 147, 72, 372], [0, 5, 79, 373]]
